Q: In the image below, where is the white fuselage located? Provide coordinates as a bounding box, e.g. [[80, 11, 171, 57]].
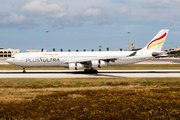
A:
[[6, 51, 153, 68]]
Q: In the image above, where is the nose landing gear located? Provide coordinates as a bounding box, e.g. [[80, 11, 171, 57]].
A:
[[23, 67, 26, 73]]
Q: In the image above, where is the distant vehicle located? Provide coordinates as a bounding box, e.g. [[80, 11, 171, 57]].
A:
[[6, 29, 169, 73]]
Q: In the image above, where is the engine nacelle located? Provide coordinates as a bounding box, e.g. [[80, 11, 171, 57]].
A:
[[68, 63, 84, 70], [91, 60, 107, 68], [152, 52, 160, 57]]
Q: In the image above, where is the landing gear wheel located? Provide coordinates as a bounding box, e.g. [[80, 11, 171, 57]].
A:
[[84, 69, 89, 73], [23, 68, 26, 73], [94, 70, 98, 74], [84, 68, 98, 74]]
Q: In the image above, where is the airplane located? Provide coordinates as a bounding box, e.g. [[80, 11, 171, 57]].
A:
[[6, 29, 169, 73]]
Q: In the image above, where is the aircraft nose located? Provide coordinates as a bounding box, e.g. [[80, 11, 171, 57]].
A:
[[6, 58, 12, 64]]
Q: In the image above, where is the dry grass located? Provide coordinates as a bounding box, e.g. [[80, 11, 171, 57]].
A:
[[0, 85, 171, 102], [0, 78, 180, 102], [0, 78, 180, 88], [0, 86, 115, 102], [0, 78, 180, 119], [1, 87, 180, 119]]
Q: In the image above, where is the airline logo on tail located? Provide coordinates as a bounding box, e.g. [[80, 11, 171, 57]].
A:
[[147, 32, 167, 50]]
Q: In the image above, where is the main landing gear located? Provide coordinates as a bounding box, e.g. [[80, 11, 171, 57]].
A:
[[84, 68, 98, 74], [23, 67, 26, 73]]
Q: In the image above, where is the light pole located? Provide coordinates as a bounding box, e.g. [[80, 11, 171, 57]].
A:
[[127, 32, 130, 50], [46, 31, 49, 52]]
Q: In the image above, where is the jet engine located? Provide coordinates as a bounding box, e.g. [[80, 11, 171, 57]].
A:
[[68, 63, 84, 70], [91, 60, 107, 68], [152, 52, 161, 57]]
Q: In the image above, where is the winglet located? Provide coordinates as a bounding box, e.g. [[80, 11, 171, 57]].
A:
[[141, 29, 169, 51]]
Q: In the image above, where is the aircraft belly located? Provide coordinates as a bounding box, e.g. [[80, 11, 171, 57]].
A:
[[13, 61, 62, 67], [10, 62, 40, 67], [40, 62, 60, 67]]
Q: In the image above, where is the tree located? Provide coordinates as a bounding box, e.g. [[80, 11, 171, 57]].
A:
[[170, 50, 180, 57], [91, 49, 94, 52], [106, 47, 109, 51], [53, 48, 55, 51], [60, 48, 63, 52], [170, 50, 180, 54], [76, 49, 79, 52], [99, 45, 102, 51], [68, 49, 71, 52], [83, 49, 86, 52]]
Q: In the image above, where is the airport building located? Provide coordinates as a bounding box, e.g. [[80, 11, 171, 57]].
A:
[[0, 49, 20, 58], [26, 50, 47, 52], [171, 47, 180, 51], [0, 49, 47, 58]]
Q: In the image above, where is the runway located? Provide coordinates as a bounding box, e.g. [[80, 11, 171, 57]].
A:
[[1, 70, 180, 78]]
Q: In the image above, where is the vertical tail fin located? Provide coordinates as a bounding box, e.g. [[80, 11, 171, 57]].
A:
[[141, 29, 169, 51]]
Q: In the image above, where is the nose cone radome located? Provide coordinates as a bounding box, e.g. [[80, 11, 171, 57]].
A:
[[6, 58, 13, 64]]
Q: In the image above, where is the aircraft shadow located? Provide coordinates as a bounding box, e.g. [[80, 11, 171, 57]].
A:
[[0, 71, 123, 78], [1, 71, 180, 74], [1, 70, 180, 78]]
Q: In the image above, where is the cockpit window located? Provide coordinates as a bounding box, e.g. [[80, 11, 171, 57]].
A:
[[11, 56, 15, 58]]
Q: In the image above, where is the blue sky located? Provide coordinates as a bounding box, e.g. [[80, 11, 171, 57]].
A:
[[1, 0, 180, 52]]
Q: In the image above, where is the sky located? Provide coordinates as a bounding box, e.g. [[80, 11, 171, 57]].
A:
[[1, 0, 180, 52]]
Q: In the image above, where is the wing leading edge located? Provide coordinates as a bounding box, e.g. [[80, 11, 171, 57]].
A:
[[63, 56, 118, 64]]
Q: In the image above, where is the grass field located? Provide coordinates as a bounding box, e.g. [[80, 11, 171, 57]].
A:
[[0, 78, 180, 119], [1, 64, 180, 70]]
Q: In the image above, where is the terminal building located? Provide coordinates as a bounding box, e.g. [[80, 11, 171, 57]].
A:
[[26, 49, 47, 52], [170, 47, 180, 51], [0, 48, 20, 58], [0, 48, 47, 58]]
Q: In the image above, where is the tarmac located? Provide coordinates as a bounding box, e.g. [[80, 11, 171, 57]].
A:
[[1, 70, 180, 78], [0, 58, 8, 64]]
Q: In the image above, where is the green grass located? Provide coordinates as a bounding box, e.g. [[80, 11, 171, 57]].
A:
[[1, 64, 180, 70]]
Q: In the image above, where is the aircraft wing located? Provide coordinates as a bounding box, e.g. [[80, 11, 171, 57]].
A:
[[63, 51, 137, 64], [63, 56, 118, 64]]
